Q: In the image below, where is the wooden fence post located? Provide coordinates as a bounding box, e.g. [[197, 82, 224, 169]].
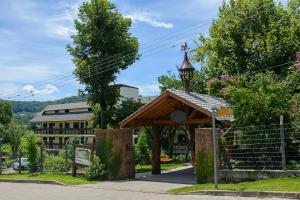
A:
[[280, 115, 286, 171], [72, 144, 76, 177]]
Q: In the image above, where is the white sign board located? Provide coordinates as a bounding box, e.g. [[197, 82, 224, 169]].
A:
[[75, 147, 91, 166]]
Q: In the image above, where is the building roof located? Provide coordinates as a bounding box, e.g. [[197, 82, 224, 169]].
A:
[[121, 89, 230, 127], [169, 90, 229, 113], [30, 112, 92, 123], [44, 102, 90, 111], [117, 84, 139, 89]]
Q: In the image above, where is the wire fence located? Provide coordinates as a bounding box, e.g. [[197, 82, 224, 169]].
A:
[[219, 123, 300, 170]]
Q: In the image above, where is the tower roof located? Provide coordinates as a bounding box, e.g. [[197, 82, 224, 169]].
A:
[[179, 52, 194, 71]]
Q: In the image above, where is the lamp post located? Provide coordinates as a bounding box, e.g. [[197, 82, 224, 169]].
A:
[[178, 43, 195, 92]]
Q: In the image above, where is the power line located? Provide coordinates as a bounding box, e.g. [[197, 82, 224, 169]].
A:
[[4, 23, 207, 100]]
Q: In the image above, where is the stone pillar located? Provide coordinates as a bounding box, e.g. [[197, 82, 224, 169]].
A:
[[151, 126, 161, 175], [195, 128, 220, 182], [95, 128, 135, 179]]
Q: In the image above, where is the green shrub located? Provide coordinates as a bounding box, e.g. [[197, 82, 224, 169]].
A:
[[44, 156, 70, 173], [196, 150, 213, 184], [135, 128, 151, 164], [288, 160, 300, 170], [23, 134, 38, 173], [96, 139, 122, 179], [84, 156, 105, 180]]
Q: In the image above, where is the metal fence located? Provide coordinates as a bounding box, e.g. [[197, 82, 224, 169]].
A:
[[219, 123, 300, 170]]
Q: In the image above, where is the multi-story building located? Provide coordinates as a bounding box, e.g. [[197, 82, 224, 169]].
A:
[[30, 84, 148, 151], [30, 102, 94, 151]]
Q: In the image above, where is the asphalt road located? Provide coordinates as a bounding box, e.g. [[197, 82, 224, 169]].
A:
[[0, 182, 288, 200]]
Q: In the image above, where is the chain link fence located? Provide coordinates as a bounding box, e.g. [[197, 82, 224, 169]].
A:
[[219, 123, 300, 170]]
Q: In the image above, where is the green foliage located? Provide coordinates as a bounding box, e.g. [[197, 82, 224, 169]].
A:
[[288, 160, 300, 170], [0, 100, 12, 125], [194, 0, 300, 78], [7, 122, 31, 159], [44, 156, 71, 173], [67, 0, 139, 129], [196, 150, 213, 184], [158, 70, 207, 94], [96, 139, 122, 178], [225, 72, 290, 126], [84, 156, 104, 180], [23, 134, 38, 173], [109, 100, 144, 127], [135, 128, 151, 164]]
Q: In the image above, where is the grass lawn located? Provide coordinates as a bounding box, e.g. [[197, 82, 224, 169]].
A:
[[170, 177, 300, 194], [135, 162, 187, 173], [0, 173, 98, 186]]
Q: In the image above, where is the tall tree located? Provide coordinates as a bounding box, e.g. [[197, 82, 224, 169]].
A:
[[67, 0, 139, 129], [158, 70, 207, 94], [0, 100, 12, 125], [194, 0, 300, 78]]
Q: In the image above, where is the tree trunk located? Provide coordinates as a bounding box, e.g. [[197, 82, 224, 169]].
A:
[[99, 95, 108, 129]]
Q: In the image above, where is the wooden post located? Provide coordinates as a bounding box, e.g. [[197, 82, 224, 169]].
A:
[[151, 126, 161, 175], [40, 143, 44, 174], [0, 140, 2, 175], [280, 115, 286, 171], [190, 126, 196, 166], [72, 144, 76, 177], [18, 147, 22, 174]]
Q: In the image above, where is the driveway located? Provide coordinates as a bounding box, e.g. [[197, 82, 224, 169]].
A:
[[0, 182, 288, 200]]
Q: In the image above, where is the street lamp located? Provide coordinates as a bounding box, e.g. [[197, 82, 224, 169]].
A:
[[178, 43, 195, 92]]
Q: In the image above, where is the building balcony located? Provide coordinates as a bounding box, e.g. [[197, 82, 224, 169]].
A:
[[33, 128, 94, 135]]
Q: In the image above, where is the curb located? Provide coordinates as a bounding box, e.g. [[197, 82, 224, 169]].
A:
[[182, 190, 300, 199], [0, 179, 66, 186]]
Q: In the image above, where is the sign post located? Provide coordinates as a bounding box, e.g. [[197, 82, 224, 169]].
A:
[[212, 107, 234, 189], [211, 108, 218, 189], [72, 144, 94, 177]]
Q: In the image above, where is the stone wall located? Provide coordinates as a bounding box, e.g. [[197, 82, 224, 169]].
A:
[[95, 128, 135, 179]]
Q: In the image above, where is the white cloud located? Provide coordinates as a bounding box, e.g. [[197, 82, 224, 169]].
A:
[[22, 84, 60, 95], [125, 12, 173, 29]]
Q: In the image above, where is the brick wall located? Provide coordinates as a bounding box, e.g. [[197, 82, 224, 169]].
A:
[[95, 128, 135, 179]]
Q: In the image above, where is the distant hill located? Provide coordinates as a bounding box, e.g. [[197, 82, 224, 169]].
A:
[[12, 95, 88, 124]]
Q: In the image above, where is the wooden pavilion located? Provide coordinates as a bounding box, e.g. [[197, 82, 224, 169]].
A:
[[121, 89, 230, 174]]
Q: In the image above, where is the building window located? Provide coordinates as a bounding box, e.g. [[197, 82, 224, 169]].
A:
[[65, 109, 70, 113], [55, 110, 59, 114], [43, 123, 47, 129], [88, 108, 92, 112], [73, 122, 79, 129], [85, 137, 88, 144], [81, 137, 84, 144], [65, 123, 70, 129]]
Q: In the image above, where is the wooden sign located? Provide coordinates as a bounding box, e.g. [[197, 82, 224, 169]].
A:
[[216, 107, 234, 122]]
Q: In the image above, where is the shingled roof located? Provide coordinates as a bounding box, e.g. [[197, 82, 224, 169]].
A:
[[121, 89, 230, 127], [44, 102, 90, 111], [30, 112, 92, 123], [30, 102, 92, 123]]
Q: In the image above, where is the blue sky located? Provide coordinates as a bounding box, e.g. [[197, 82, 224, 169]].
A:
[[0, 0, 287, 101]]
